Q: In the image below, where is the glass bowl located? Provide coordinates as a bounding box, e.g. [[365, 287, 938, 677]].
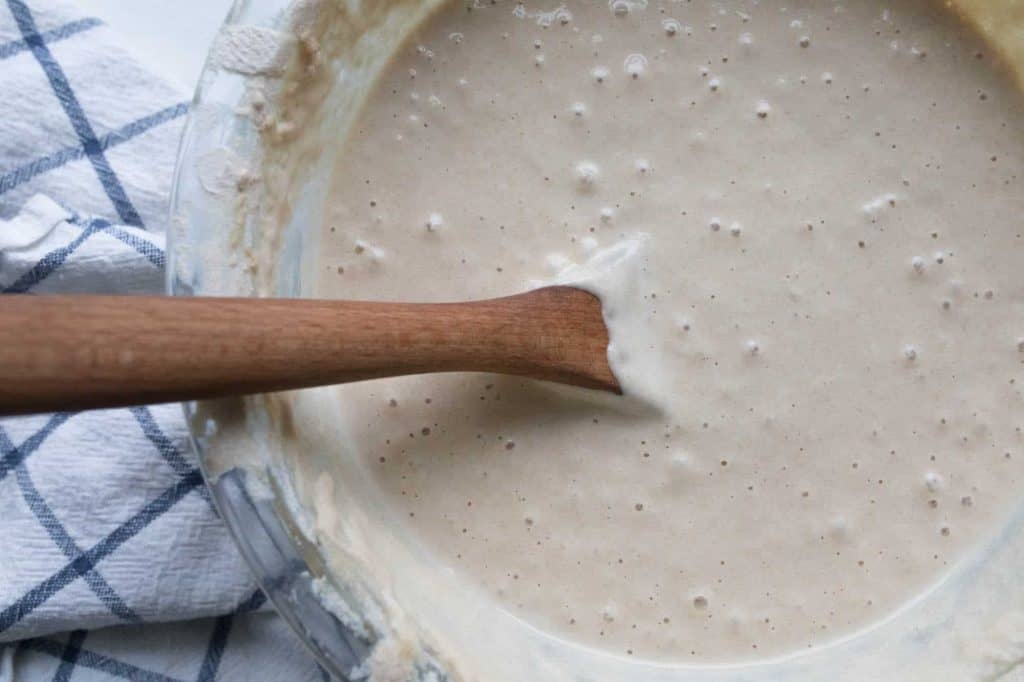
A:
[[167, 1, 1024, 679]]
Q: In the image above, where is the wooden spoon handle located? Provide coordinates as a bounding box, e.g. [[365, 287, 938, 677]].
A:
[[0, 288, 615, 416]]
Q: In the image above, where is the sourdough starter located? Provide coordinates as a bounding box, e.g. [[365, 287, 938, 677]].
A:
[[313, 0, 1024, 663]]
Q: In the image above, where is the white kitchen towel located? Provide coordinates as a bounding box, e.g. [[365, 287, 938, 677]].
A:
[[0, 0, 325, 679]]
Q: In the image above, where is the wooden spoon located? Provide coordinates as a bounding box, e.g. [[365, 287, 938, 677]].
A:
[[0, 286, 620, 416]]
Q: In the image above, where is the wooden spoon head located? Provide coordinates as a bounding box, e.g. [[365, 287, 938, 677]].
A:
[[509, 286, 622, 394]]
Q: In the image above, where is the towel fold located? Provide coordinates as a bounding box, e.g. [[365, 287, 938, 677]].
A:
[[0, 1, 323, 678]]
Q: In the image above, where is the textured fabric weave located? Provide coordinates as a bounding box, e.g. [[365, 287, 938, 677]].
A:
[[0, 1, 325, 678]]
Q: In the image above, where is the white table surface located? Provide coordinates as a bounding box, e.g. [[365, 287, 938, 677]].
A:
[[76, 1, 235, 93]]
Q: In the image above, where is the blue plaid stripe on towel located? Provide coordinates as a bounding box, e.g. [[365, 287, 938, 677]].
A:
[[0, 1, 324, 679]]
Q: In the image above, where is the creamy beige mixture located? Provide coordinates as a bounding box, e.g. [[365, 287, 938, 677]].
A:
[[313, 0, 1024, 663]]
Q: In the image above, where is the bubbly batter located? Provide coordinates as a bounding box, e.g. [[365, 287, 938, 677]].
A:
[[314, 0, 1024, 663]]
